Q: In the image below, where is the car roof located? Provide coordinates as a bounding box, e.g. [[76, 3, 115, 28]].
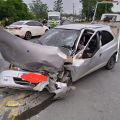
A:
[[102, 13, 120, 15], [17, 20, 39, 23], [56, 24, 111, 31]]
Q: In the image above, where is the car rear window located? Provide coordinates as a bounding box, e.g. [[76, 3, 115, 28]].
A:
[[33, 22, 43, 26], [26, 22, 43, 26], [11, 21, 24, 25], [26, 22, 35, 26], [101, 31, 114, 46]]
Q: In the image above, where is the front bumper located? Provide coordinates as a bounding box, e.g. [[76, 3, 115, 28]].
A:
[[0, 70, 69, 98], [0, 70, 34, 90]]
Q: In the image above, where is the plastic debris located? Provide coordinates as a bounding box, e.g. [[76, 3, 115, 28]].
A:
[[6, 100, 20, 107]]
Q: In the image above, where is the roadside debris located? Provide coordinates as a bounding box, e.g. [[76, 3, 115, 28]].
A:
[[6, 100, 21, 107], [0, 89, 53, 120]]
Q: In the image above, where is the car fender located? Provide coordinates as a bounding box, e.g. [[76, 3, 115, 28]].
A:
[[22, 27, 32, 36], [43, 26, 49, 31]]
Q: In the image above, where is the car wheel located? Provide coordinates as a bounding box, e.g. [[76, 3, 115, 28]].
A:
[[105, 54, 116, 70], [24, 31, 32, 40]]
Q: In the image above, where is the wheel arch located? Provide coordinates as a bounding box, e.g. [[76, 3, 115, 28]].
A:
[[108, 51, 118, 63], [24, 31, 32, 40], [114, 51, 119, 62], [25, 31, 32, 36]]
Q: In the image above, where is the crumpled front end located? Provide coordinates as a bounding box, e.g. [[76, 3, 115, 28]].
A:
[[0, 69, 70, 99], [0, 27, 72, 98], [0, 27, 67, 72]]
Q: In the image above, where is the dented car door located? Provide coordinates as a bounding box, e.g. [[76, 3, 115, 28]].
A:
[[72, 53, 91, 81], [71, 31, 102, 81], [84, 32, 103, 73]]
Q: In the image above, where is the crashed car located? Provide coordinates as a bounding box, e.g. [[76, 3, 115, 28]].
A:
[[0, 24, 119, 98]]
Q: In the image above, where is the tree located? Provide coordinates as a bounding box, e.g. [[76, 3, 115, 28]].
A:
[[0, 0, 34, 26], [95, 2, 113, 20], [81, 0, 113, 21], [53, 0, 63, 12], [30, 0, 48, 20]]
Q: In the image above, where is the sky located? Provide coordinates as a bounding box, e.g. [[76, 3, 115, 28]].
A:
[[24, 0, 82, 14], [23, 0, 120, 14]]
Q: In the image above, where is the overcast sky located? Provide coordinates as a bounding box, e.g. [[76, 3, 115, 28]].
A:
[[23, 0, 120, 14], [24, 0, 81, 14]]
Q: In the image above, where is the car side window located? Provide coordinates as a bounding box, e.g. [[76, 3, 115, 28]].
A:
[[26, 22, 34, 26], [82, 33, 100, 59], [77, 30, 94, 52], [34, 22, 43, 26], [100, 31, 114, 46]]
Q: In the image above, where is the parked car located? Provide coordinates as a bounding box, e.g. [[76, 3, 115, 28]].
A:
[[6, 20, 49, 40], [0, 24, 119, 98]]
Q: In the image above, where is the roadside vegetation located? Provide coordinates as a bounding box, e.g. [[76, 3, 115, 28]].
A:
[[0, 0, 113, 26], [0, 0, 34, 26], [81, 0, 113, 21]]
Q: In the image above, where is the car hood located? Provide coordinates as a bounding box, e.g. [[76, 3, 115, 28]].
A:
[[0, 27, 67, 72]]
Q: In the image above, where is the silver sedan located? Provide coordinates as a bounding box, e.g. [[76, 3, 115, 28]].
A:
[[0, 24, 119, 98]]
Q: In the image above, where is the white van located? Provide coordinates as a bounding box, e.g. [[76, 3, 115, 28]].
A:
[[101, 13, 120, 22], [48, 12, 61, 28]]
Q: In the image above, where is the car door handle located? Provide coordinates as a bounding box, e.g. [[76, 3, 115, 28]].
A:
[[99, 53, 102, 57]]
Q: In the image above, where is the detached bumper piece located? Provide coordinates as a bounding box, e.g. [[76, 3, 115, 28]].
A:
[[53, 82, 69, 99]]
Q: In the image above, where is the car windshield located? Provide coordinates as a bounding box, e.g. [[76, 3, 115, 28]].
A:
[[39, 29, 80, 48], [11, 21, 24, 25], [49, 16, 60, 21]]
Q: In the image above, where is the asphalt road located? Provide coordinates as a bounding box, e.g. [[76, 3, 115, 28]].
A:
[[32, 37, 120, 120], [0, 37, 120, 120], [31, 58, 120, 120]]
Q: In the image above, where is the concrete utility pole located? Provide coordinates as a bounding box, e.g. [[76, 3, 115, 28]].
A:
[[92, 0, 119, 23], [73, 3, 75, 22]]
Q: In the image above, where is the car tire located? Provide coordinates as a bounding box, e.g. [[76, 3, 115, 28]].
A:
[[24, 31, 32, 40], [105, 54, 116, 70]]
